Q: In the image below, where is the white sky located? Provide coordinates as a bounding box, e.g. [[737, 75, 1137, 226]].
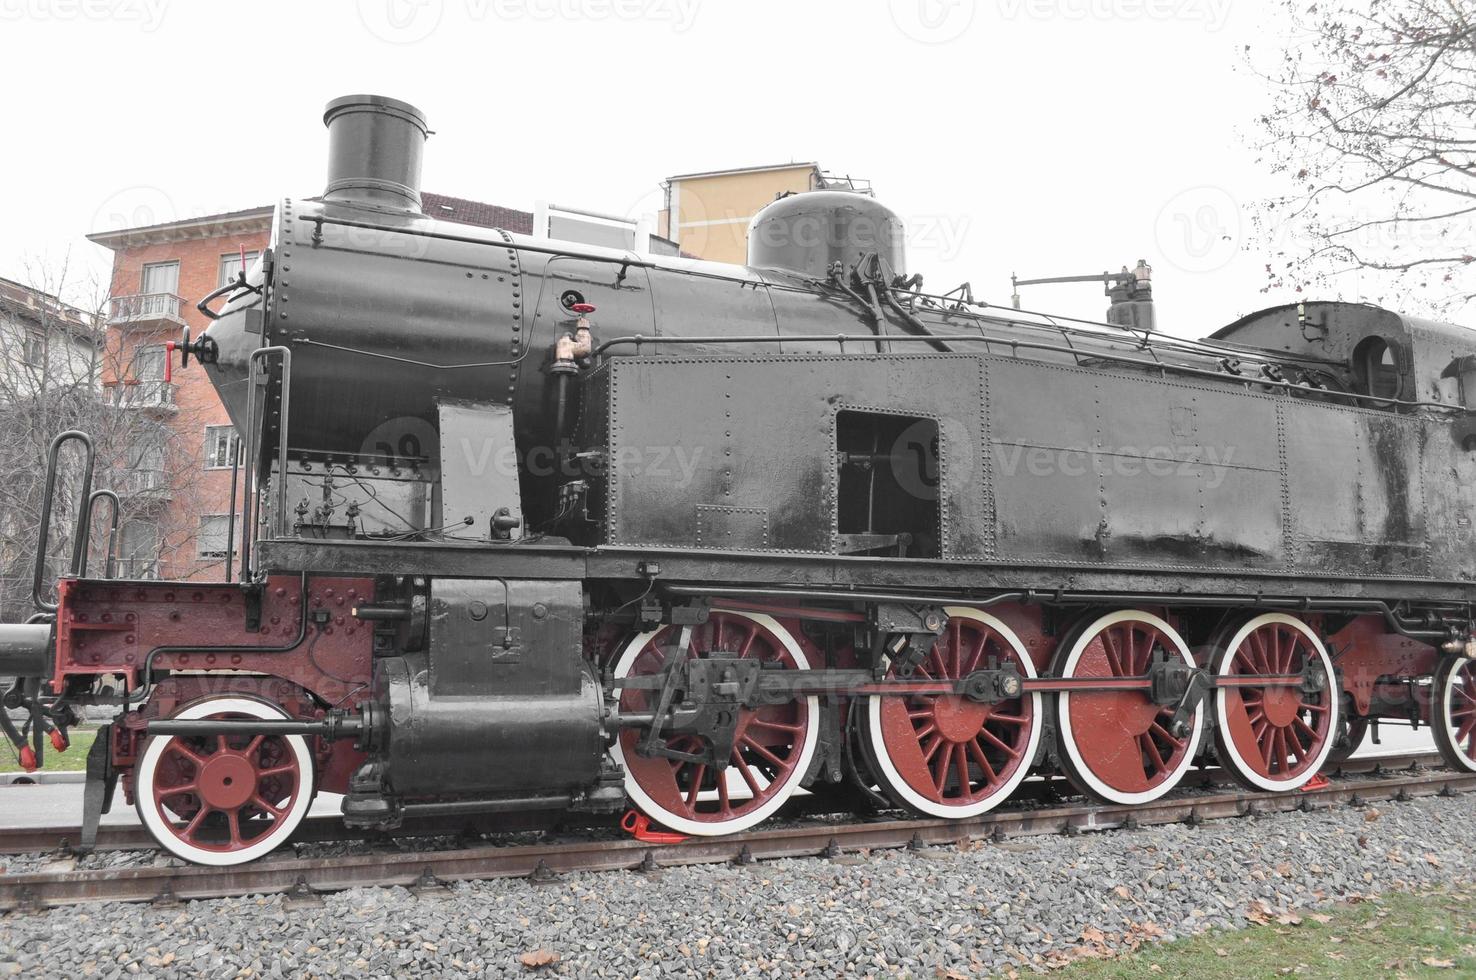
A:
[[0, 0, 1340, 339]]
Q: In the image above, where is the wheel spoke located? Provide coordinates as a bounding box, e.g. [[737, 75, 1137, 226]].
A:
[[181, 806, 210, 839], [978, 726, 1021, 758], [960, 632, 983, 677], [168, 742, 210, 768], [930, 748, 949, 793], [716, 766, 732, 813], [1293, 717, 1320, 743], [730, 750, 763, 797], [740, 735, 787, 769], [953, 744, 971, 797], [1100, 629, 1125, 678], [684, 764, 706, 807], [1139, 732, 1167, 773], [1148, 722, 1182, 747], [967, 737, 997, 784], [251, 795, 285, 819]]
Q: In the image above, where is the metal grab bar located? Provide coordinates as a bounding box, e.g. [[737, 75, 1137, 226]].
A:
[[32, 431, 95, 612], [83, 489, 120, 579], [241, 347, 292, 580]]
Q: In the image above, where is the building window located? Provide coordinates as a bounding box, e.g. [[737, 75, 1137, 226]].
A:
[[204, 425, 236, 469], [219, 250, 260, 288], [116, 521, 159, 579], [140, 261, 179, 296], [22, 332, 43, 365], [125, 424, 168, 494], [197, 514, 237, 558], [134, 345, 166, 382]]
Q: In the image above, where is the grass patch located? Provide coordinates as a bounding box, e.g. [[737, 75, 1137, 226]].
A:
[[1059, 887, 1476, 978], [0, 727, 95, 774]]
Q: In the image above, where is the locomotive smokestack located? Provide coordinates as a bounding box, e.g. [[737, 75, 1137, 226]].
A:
[[322, 94, 430, 214]]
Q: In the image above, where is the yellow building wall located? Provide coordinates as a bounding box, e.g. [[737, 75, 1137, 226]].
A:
[[664, 165, 817, 264]]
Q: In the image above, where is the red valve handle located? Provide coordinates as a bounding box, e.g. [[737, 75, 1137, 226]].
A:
[[570, 303, 596, 315]]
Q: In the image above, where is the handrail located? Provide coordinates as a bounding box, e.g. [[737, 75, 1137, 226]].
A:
[[590, 333, 1466, 414], [32, 431, 95, 612], [241, 347, 292, 580], [83, 489, 120, 579]]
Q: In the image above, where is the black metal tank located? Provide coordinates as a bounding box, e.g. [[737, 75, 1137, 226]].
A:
[[201, 97, 924, 522]]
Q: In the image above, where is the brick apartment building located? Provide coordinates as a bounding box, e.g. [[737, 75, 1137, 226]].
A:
[[87, 194, 534, 581]]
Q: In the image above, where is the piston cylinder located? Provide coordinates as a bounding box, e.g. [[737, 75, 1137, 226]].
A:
[[0, 623, 52, 677]]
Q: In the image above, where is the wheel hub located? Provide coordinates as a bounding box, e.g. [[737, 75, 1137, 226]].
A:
[[1261, 687, 1301, 727], [197, 753, 256, 810], [931, 694, 989, 742]]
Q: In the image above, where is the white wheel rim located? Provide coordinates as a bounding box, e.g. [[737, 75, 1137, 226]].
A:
[[865, 607, 1042, 818], [1439, 658, 1476, 773], [135, 696, 314, 866], [609, 611, 820, 836], [1057, 610, 1205, 805], [1213, 613, 1339, 791]]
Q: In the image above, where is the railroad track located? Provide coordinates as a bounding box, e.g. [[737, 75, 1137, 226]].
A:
[[0, 753, 1463, 912]]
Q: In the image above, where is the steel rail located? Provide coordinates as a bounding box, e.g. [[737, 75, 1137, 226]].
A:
[[0, 754, 1459, 911], [0, 751, 1434, 858]]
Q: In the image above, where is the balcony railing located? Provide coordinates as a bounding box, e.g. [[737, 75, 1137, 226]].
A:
[[112, 558, 160, 580], [119, 468, 170, 498], [108, 380, 176, 410], [108, 292, 185, 328]]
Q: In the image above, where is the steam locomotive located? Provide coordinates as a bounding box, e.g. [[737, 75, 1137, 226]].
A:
[[5, 94, 1476, 865]]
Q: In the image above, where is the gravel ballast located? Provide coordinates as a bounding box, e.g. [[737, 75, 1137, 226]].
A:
[[3, 793, 1474, 977]]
